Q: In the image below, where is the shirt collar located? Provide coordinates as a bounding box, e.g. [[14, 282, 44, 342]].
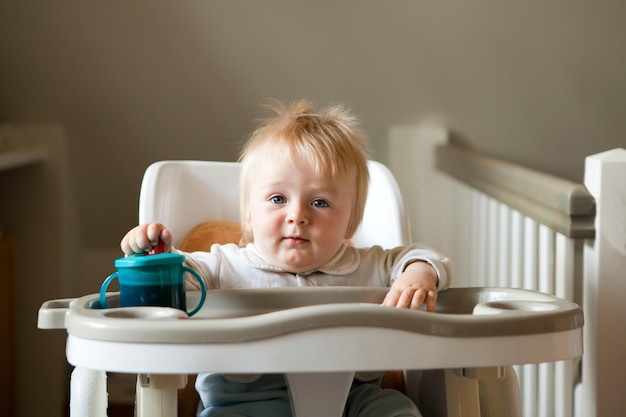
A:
[[243, 243, 360, 276]]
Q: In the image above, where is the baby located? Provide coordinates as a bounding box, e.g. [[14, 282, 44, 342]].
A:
[[121, 99, 451, 417]]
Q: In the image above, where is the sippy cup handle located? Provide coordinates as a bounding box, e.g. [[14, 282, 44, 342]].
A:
[[183, 267, 207, 316], [99, 272, 117, 309]]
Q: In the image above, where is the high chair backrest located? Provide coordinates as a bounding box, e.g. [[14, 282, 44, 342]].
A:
[[138, 160, 411, 249]]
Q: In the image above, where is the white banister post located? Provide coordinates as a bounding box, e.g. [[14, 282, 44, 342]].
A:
[[388, 122, 448, 248], [581, 148, 626, 417]]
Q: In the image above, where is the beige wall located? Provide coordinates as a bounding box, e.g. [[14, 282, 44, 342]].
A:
[[1, 2, 625, 250], [0, 2, 625, 416]]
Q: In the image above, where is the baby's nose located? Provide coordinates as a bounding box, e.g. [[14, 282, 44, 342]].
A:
[[287, 203, 309, 224]]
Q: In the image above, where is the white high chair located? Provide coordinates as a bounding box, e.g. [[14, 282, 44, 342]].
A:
[[37, 160, 584, 417], [138, 159, 412, 250], [137, 159, 415, 415]]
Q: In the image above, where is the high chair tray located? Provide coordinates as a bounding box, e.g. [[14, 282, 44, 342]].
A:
[[39, 286, 583, 373]]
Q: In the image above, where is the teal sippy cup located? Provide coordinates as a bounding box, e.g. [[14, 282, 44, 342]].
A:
[[99, 253, 207, 317]]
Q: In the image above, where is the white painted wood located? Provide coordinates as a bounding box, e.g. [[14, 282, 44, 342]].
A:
[[389, 128, 617, 417], [555, 235, 577, 417], [538, 224, 555, 295], [581, 148, 626, 417], [510, 210, 524, 289], [497, 204, 512, 288]]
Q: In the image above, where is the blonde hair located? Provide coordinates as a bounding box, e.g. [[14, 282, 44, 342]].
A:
[[239, 99, 370, 246]]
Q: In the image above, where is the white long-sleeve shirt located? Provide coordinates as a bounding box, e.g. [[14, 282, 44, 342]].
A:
[[179, 242, 451, 291]]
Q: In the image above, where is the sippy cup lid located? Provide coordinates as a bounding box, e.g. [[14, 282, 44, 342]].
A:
[[114, 252, 185, 268]]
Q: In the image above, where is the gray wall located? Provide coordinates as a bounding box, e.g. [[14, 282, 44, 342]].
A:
[[2, 1, 624, 250], [0, 2, 625, 415]]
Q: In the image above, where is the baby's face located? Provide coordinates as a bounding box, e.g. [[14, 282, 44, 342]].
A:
[[246, 155, 354, 273]]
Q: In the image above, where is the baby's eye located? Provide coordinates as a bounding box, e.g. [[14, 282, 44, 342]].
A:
[[312, 199, 329, 208], [270, 195, 286, 204]]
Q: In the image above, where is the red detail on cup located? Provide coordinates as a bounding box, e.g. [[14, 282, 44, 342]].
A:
[[146, 240, 166, 255]]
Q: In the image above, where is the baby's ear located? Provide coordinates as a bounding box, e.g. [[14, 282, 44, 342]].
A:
[[239, 230, 254, 247], [238, 215, 254, 247], [242, 213, 252, 232]]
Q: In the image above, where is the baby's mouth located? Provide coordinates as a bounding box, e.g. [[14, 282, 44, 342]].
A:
[[284, 236, 309, 245]]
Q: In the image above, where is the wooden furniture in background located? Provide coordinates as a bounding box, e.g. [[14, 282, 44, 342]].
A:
[[0, 228, 16, 417]]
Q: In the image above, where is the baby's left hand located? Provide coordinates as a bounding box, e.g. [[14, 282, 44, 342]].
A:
[[382, 261, 438, 312]]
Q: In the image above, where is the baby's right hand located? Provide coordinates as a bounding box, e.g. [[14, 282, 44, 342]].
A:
[[121, 223, 173, 256]]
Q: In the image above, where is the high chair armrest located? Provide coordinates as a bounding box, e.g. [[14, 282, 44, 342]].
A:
[[38, 298, 76, 329]]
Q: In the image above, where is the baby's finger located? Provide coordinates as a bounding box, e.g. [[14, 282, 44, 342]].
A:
[[425, 290, 438, 312], [137, 232, 155, 252], [382, 289, 401, 307], [124, 225, 154, 254], [159, 228, 173, 251], [127, 235, 147, 254], [410, 289, 427, 310], [395, 289, 417, 309], [146, 223, 165, 246], [121, 234, 139, 255]]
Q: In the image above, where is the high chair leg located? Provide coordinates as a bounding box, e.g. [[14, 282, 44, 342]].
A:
[[70, 367, 108, 417], [444, 366, 521, 417], [136, 374, 188, 417], [444, 369, 481, 417], [286, 371, 355, 417], [475, 366, 521, 417]]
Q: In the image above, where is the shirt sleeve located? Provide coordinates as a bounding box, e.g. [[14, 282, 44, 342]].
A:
[[172, 244, 223, 290], [389, 244, 452, 290]]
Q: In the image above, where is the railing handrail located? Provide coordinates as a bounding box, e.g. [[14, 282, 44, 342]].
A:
[[435, 143, 595, 238]]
